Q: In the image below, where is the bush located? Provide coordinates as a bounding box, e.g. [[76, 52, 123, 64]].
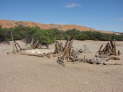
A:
[[0, 26, 123, 44]]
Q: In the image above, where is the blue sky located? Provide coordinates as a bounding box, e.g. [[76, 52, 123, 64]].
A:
[[0, 0, 123, 32]]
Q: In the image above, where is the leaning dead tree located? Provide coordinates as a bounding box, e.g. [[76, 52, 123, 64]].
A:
[[57, 38, 79, 64], [96, 40, 120, 57], [25, 38, 49, 49], [57, 40, 122, 65], [11, 31, 22, 53], [89, 40, 121, 65], [61, 40, 75, 61], [54, 41, 64, 54]]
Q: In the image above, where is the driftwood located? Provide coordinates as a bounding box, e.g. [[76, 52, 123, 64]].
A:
[[25, 38, 49, 49], [92, 40, 122, 65], [57, 40, 122, 65], [11, 31, 22, 53], [54, 41, 64, 54], [57, 39, 79, 64], [97, 41, 120, 56], [20, 49, 54, 58]]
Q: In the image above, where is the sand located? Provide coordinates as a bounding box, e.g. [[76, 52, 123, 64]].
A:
[[0, 40, 123, 92]]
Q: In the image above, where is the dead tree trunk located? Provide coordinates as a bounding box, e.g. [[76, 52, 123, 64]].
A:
[[97, 40, 120, 57], [57, 39, 78, 64], [54, 41, 64, 54], [10, 31, 22, 53]]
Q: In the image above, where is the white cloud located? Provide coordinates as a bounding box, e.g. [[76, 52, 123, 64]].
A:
[[65, 2, 80, 8]]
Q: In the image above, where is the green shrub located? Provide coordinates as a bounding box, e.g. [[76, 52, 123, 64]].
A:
[[0, 26, 123, 44]]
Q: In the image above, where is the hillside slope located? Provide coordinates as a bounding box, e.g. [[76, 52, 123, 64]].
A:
[[0, 20, 113, 34]]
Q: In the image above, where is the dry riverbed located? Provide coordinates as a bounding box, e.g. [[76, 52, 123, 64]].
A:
[[0, 40, 123, 92]]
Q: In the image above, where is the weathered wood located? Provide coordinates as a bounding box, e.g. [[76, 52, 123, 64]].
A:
[[54, 41, 64, 54], [97, 41, 120, 56], [56, 39, 80, 64], [10, 31, 22, 53]]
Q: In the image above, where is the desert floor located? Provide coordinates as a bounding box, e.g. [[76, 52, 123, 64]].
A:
[[0, 40, 123, 92]]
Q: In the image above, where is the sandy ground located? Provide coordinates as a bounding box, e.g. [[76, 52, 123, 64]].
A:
[[0, 40, 123, 92]]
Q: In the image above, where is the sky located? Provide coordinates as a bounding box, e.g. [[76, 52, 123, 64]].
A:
[[0, 0, 123, 32]]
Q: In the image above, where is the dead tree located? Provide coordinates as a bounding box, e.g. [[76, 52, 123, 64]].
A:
[[54, 41, 64, 54], [11, 31, 22, 53], [57, 38, 78, 64], [97, 40, 120, 57], [57, 40, 122, 65]]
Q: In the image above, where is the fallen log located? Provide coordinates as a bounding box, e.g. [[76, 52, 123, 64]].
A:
[[20, 49, 54, 57]]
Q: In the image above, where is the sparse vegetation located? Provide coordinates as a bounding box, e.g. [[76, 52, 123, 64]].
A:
[[0, 26, 123, 44]]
